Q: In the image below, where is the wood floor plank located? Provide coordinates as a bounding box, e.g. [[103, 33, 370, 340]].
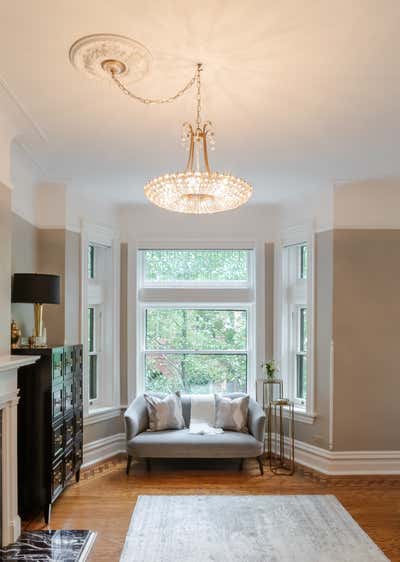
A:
[[26, 456, 400, 561]]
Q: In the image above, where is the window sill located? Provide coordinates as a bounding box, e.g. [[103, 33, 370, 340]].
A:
[[84, 406, 122, 426], [282, 406, 316, 425]]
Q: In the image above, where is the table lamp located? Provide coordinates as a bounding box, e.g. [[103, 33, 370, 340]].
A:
[[11, 273, 61, 343]]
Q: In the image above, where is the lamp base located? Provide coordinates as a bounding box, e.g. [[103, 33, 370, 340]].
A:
[[33, 303, 43, 339]]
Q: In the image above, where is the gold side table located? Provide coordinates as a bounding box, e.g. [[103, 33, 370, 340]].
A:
[[256, 378, 283, 462], [268, 399, 295, 475], [257, 378, 283, 411]]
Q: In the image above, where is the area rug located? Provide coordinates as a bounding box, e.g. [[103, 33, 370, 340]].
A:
[[120, 495, 388, 562], [0, 530, 96, 561]]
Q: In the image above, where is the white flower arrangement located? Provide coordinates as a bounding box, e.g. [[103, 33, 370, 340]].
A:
[[260, 360, 279, 379]]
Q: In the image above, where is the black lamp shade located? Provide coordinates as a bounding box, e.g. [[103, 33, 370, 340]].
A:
[[12, 273, 61, 304]]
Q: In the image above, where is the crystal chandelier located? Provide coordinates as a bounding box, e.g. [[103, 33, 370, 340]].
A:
[[144, 64, 252, 214], [69, 36, 252, 213]]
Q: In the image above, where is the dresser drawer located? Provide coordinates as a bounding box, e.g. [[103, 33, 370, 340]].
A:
[[52, 349, 64, 383], [65, 416, 74, 449], [75, 409, 83, 434], [75, 374, 83, 407], [64, 448, 75, 482], [52, 385, 63, 422], [75, 437, 83, 469], [74, 346, 83, 374], [52, 422, 64, 460], [64, 377, 74, 415], [51, 459, 64, 501], [64, 347, 74, 379]]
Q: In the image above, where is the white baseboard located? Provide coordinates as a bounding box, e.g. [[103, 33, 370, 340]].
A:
[[82, 433, 125, 468], [268, 434, 400, 475]]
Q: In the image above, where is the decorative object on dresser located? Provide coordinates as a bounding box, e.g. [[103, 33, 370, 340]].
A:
[[10, 320, 21, 349], [12, 345, 83, 523], [11, 273, 61, 347]]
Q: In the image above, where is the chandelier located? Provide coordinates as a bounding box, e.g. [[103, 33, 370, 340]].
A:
[[69, 35, 252, 213]]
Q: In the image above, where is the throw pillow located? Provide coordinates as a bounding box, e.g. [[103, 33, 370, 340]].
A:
[[215, 394, 249, 432], [144, 392, 185, 431]]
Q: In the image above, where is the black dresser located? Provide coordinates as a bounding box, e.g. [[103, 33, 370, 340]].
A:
[[12, 345, 83, 523]]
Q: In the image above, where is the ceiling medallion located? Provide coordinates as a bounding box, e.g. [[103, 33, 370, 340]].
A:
[[69, 33, 152, 82], [69, 37, 252, 213]]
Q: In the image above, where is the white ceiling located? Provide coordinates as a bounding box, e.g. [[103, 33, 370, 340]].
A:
[[1, 0, 400, 205]]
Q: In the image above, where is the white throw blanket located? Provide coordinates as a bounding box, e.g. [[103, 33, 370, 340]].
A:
[[189, 394, 223, 435]]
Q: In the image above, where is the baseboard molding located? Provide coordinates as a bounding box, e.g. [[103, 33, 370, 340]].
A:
[[268, 434, 400, 475], [82, 433, 125, 468], [83, 432, 400, 475]]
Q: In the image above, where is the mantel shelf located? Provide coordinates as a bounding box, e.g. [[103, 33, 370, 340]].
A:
[[0, 355, 39, 373]]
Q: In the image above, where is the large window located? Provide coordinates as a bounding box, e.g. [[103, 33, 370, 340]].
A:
[[282, 242, 310, 408], [138, 249, 254, 394]]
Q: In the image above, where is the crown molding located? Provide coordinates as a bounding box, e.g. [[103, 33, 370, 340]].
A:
[[0, 73, 48, 144]]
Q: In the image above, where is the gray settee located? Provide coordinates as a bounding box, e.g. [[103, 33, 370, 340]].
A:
[[124, 393, 266, 475]]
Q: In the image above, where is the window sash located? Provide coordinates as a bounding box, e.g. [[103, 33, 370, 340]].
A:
[[144, 352, 248, 394], [140, 303, 252, 394], [140, 249, 253, 288]]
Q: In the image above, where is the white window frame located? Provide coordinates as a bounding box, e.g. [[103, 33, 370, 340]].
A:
[[137, 247, 256, 396], [279, 225, 315, 423], [81, 221, 121, 422]]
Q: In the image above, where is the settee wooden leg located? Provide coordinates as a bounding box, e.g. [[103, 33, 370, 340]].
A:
[[146, 458, 151, 472], [126, 455, 132, 475], [257, 456, 264, 476], [239, 458, 244, 471]]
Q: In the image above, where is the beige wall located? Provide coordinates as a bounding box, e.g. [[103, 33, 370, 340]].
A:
[[0, 184, 11, 354], [11, 213, 38, 336], [37, 229, 66, 346], [333, 229, 400, 450], [65, 230, 80, 345]]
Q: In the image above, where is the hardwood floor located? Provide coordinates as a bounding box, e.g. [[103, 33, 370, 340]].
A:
[[25, 455, 400, 561]]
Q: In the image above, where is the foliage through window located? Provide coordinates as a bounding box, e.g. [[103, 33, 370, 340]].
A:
[[139, 249, 254, 394], [143, 249, 249, 283], [88, 306, 98, 401], [145, 308, 247, 393], [296, 307, 307, 401]]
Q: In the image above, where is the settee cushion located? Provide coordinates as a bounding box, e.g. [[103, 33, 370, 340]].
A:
[[127, 428, 263, 459], [143, 391, 185, 431]]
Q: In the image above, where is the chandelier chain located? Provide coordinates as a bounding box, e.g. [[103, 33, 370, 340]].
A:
[[195, 63, 202, 131], [109, 67, 197, 105]]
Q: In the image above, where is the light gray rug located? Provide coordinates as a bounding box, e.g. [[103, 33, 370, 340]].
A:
[[120, 495, 388, 562]]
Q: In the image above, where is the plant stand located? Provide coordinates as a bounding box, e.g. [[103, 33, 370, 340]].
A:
[[267, 399, 295, 475]]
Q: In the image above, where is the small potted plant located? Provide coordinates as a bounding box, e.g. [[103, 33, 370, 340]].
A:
[[261, 360, 279, 380]]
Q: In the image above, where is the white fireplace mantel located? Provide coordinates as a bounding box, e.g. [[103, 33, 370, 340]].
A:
[[0, 354, 39, 546]]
